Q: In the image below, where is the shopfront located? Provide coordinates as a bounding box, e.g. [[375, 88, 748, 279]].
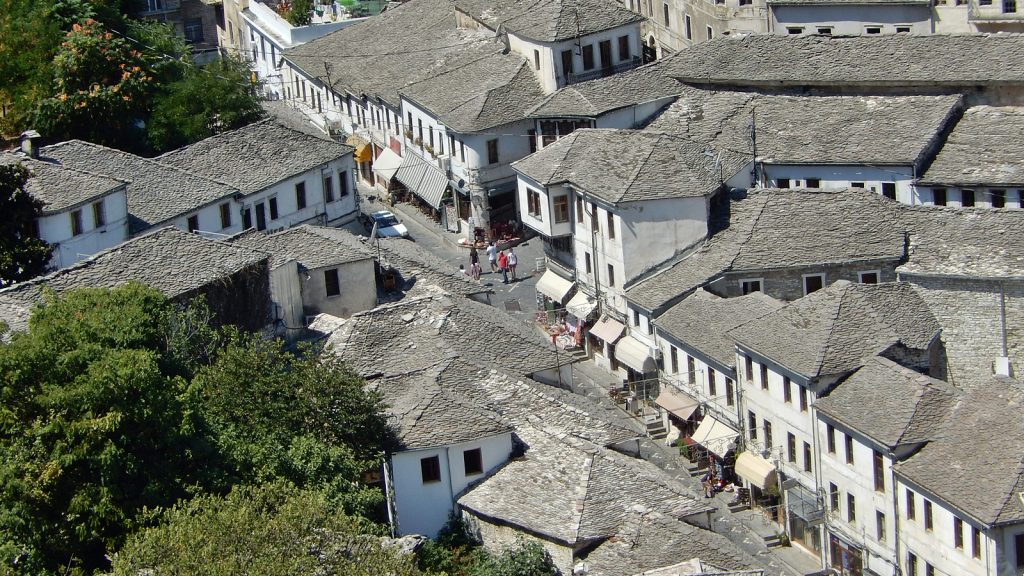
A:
[[734, 451, 781, 520], [829, 533, 864, 576], [786, 482, 824, 557]]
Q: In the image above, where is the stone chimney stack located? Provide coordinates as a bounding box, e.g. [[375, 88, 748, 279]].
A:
[[20, 130, 41, 159]]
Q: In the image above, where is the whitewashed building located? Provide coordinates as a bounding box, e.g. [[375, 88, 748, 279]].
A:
[[767, 0, 933, 36]]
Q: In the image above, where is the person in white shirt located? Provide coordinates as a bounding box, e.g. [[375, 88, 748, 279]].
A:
[[507, 247, 518, 281], [485, 241, 498, 273]]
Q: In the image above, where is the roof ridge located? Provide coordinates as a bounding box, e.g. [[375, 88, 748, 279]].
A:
[[618, 137, 660, 203], [573, 451, 597, 543], [814, 283, 853, 376]]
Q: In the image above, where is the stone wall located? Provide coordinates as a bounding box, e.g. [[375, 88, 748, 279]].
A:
[[710, 260, 900, 301], [461, 509, 577, 575]]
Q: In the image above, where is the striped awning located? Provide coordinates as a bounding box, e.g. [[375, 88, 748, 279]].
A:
[[395, 153, 448, 209], [373, 148, 403, 181]]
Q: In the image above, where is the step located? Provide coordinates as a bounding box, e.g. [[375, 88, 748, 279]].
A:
[[763, 534, 784, 548], [727, 500, 750, 513]]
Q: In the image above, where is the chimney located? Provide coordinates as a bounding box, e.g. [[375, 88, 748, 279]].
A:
[[995, 357, 1014, 378], [20, 130, 41, 159]]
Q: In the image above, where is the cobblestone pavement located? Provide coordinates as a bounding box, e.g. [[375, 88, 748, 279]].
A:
[[355, 187, 823, 576]]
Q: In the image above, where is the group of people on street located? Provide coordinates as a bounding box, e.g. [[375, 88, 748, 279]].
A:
[[468, 242, 517, 283]]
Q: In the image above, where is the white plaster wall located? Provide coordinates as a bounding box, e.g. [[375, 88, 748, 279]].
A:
[[163, 199, 244, 237], [898, 479, 993, 576], [770, 4, 933, 34], [456, 120, 536, 186], [40, 189, 130, 269], [268, 260, 304, 339], [302, 260, 377, 318], [506, 23, 642, 92], [390, 433, 514, 538], [400, 99, 454, 160], [595, 96, 677, 130], [933, 5, 973, 32], [516, 178, 575, 238], [762, 164, 917, 205], [240, 156, 357, 231], [658, 334, 741, 429], [915, 186, 1024, 209]]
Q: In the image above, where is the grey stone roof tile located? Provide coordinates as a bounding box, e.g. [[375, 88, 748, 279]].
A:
[[39, 140, 240, 233], [0, 154, 126, 214], [0, 227, 267, 312], [815, 356, 959, 449], [528, 59, 682, 118], [231, 225, 372, 270], [898, 205, 1024, 278], [920, 106, 1024, 186], [645, 86, 962, 166], [513, 129, 728, 203], [453, 0, 643, 42], [655, 290, 784, 369], [458, 427, 712, 545], [895, 377, 1024, 526], [663, 34, 1024, 87], [157, 120, 353, 194], [730, 280, 940, 379]]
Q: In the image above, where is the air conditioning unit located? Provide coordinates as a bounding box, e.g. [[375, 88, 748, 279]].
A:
[[438, 157, 451, 173], [327, 119, 345, 136]]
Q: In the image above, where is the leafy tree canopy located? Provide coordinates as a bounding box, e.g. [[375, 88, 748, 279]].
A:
[[0, 163, 53, 286]]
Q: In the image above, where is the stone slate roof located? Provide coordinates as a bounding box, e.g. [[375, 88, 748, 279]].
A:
[[436, 359, 643, 447], [261, 100, 334, 139], [899, 206, 1024, 279], [730, 281, 940, 380], [769, 0, 927, 5], [512, 129, 729, 203], [158, 120, 353, 194], [400, 47, 547, 132], [285, 0, 500, 109], [625, 188, 908, 313], [454, 0, 643, 42], [231, 225, 372, 270], [815, 356, 959, 450], [0, 154, 125, 214], [663, 34, 1024, 87], [40, 140, 240, 233], [655, 290, 783, 369], [895, 377, 1024, 527], [644, 87, 961, 167], [528, 59, 681, 119], [458, 427, 712, 546], [0, 227, 267, 323], [316, 291, 563, 378], [373, 362, 512, 450], [920, 106, 1024, 187], [580, 512, 768, 576]]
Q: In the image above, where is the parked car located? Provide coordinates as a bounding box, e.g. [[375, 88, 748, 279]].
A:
[[367, 210, 409, 238]]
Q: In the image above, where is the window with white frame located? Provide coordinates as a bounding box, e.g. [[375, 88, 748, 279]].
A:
[[740, 278, 762, 294], [803, 273, 825, 295], [858, 270, 880, 284]]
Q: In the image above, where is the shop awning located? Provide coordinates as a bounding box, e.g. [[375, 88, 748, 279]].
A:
[[395, 153, 448, 209], [566, 291, 597, 318], [616, 335, 655, 372], [735, 451, 777, 490], [345, 135, 372, 163], [590, 316, 624, 343], [373, 148, 403, 181], [690, 415, 739, 458], [787, 483, 824, 522], [655, 388, 699, 420], [535, 270, 574, 303]]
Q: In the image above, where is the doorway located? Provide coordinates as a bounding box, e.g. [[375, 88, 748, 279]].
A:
[[255, 202, 267, 231]]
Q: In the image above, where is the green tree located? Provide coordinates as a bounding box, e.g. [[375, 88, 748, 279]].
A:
[[0, 163, 53, 286], [417, 516, 557, 576], [283, 0, 314, 26], [110, 482, 419, 576], [147, 57, 265, 153]]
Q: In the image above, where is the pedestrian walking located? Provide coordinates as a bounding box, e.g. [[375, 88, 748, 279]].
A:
[[486, 241, 498, 273], [507, 247, 518, 281], [498, 249, 509, 284], [471, 261, 481, 280], [469, 246, 479, 270]]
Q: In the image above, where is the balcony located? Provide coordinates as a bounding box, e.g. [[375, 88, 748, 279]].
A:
[[565, 57, 642, 86]]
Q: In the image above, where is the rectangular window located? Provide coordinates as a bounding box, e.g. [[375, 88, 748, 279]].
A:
[[487, 139, 499, 165], [973, 527, 982, 559], [786, 27, 803, 35], [805, 178, 820, 187], [618, 35, 630, 61], [866, 26, 882, 34], [633, 309, 641, 327], [707, 367, 717, 396], [896, 25, 912, 33], [830, 483, 840, 510], [763, 419, 772, 449], [527, 129, 537, 154], [606, 211, 615, 239], [851, 181, 865, 189], [804, 441, 813, 472], [687, 356, 696, 384], [219, 202, 232, 229], [92, 201, 105, 228], [323, 174, 334, 203], [339, 171, 350, 197], [576, 196, 584, 222], [745, 355, 753, 382], [845, 434, 854, 465], [187, 215, 199, 233], [882, 182, 897, 200], [607, 264, 615, 287], [533, 49, 540, 70], [925, 563, 934, 576], [553, 195, 569, 223], [183, 17, 204, 43], [954, 517, 964, 549], [877, 511, 886, 541], [71, 210, 83, 236], [748, 411, 757, 440], [799, 386, 808, 412], [847, 493, 856, 523], [933, 188, 947, 206], [783, 376, 792, 403], [1006, 0, 1018, 12], [582, 44, 595, 70], [817, 26, 833, 34], [741, 279, 762, 294], [684, 14, 692, 40], [962, 189, 976, 207], [561, 49, 574, 80], [873, 450, 885, 492], [777, 178, 791, 188], [706, 25, 713, 40], [325, 269, 340, 297], [859, 271, 879, 284], [269, 197, 279, 220], [526, 189, 542, 219], [725, 379, 734, 406], [991, 189, 1006, 208], [827, 423, 836, 453], [760, 363, 769, 390], [417, 118, 423, 143], [924, 500, 933, 531], [463, 447, 483, 475], [907, 489, 916, 520], [460, 140, 466, 162], [670, 346, 679, 373], [295, 182, 307, 210], [584, 252, 592, 274], [662, 2, 670, 25], [420, 455, 441, 483], [787, 432, 796, 463], [804, 273, 825, 295], [907, 553, 918, 576]]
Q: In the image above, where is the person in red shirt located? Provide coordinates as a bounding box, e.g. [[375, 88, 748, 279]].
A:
[[497, 250, 509, 284]]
